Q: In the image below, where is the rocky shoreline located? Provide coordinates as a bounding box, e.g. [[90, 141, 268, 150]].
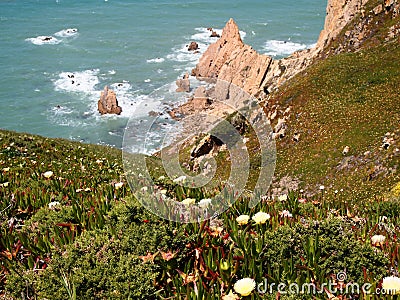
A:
[[164, 0, 399, 149]]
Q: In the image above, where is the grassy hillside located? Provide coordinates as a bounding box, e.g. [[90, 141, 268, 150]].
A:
[[269, 29, 400, 204]]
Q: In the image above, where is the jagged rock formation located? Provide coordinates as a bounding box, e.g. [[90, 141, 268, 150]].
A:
[[176, 73, 190, 92], [98, 86, 122, 115], [192, 0, 397, 97]]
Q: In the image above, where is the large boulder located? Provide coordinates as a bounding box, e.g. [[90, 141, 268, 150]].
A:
[[98, 86, 122, 115]]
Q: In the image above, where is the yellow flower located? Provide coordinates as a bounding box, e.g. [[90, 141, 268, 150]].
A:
[[115, 182, 124, 189], [233, 278, 256, 296], [199, 198, 212, 208], [371, 234, 386, 247], [222, 291, 239, 300], [173, 175, 186, 184], [236, 215, 250, 225], [382, 276, 400, 294], [181, 198, 196, 205], [220, 260, 229, 271], [278, 194, 287, 202], [48, 201, 60, 209], [43, 171, 54, 178], [252, 212, 271, 224]]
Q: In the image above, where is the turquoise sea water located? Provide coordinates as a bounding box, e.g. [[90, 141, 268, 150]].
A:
[[0, 0, 326, 152]]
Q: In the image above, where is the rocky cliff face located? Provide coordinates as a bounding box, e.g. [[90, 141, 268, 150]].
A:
[[192, 0, 398, 98]]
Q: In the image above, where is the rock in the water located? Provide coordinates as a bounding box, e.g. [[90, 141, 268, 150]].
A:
[[98, 86, 122, 115], [188, 41, 199, 51], [176, 73, 190, 92], [210, 30, 220, 38]]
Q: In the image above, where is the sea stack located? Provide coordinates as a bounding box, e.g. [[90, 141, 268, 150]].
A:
[[98, 86, 122, 115]]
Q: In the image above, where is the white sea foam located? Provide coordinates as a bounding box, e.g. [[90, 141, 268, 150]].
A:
[[54, 28, 79, 37], [108, 70, 116, 75], [166, 44, 203, 63], [146, 57, 165, 63], [191, 27, 222, 43], [53, 69, 100, 93], [263, 40, 310, 57], [25, 36, 61, 45]]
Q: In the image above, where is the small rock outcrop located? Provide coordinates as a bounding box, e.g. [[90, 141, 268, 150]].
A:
[[98, 86, 122, 115], [191, 134, 223, 158], [176, 73, 190, 92], [188, 41, 199, 51], [210, 30, 220, 38]]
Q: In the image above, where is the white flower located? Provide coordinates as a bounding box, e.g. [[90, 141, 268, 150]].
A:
[[233, 278, 256, 296], [181, 198, 195, 205], [379, 216, 388, 223], [173, 175, 186, 184], [76, 188, 83, 193], [278, 194, 287, 202], [0, 182, 9, 187], [43, 171, 54, 178], [48, 201, 60, 209], [382, 276, 400, 294], [158, 176, 165, 180], [141, 186, 148, 192], [334, 190, 339, 194], [115, 182, 124, 189], [371, 234, 386, 246], [84, 187, 91, 192], [199, 198, 212, 208], [299, 189, 304, 193], [236, 215, 250, 225], [252, 212, 271, 224], [319, 185, 325, 190], [2, 168, 10, 172], [160, 189, 167, 194], [96, 159, 103, 164], [222, 291, 239, 300], [280, 210, 293, 218]]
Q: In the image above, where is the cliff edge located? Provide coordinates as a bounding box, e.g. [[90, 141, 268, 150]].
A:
[[192, 0, 399, 97]]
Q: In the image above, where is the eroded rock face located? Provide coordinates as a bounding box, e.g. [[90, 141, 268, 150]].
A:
[[316, 0, 367, 50], [192, 19, 245, 79], [191, 0, 375, 97], [176, 73, 190, 92], [98, 86, 122, 115], [190, 134, 223, 158]]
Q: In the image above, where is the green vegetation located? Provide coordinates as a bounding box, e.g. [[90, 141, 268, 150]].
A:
[[270, 40, 400, 203]]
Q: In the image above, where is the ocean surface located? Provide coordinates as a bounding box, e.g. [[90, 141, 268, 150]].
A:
[[0, 0, 326, 153]]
